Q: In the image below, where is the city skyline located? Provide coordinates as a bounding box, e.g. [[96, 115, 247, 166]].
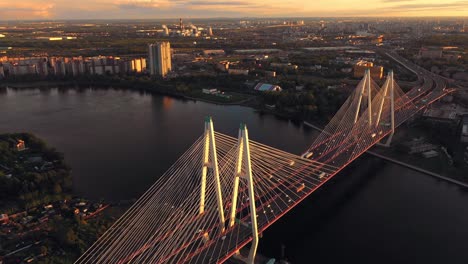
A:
[[1, 0, 468, 20]]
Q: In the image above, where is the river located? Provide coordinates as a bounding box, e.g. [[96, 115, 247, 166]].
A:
[[1, 87, 467, 263]]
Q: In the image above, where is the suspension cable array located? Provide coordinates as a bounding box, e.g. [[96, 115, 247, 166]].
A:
[[76, 117, 337, 264], [76, 70, 452, 264]]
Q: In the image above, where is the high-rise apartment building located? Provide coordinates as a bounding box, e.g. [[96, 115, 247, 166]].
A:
[[148, 42, 172, 77]]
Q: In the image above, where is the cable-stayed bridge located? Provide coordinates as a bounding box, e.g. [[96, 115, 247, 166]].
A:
[[76, 62, 454, 264]]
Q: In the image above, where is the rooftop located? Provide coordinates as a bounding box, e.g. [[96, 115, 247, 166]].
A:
[[254, 83, 282, 92]]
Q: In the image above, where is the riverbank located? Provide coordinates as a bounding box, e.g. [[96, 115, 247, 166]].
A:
[[0, 81, 75, 89], [0, 133, 121, 263], [183, 92, 257, 106], [1, 80, 322, 123], [0, 80, 258, 106], [303, 121, 468, 188], [368, 151, 468, 188], [0, 133, 73, 212]]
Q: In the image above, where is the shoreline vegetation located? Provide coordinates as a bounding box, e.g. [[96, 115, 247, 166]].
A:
[[0, 133, 119, 263], [0, 133, 72, 213]]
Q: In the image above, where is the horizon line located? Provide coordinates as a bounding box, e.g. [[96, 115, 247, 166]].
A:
[[1, 15, 468, 22]]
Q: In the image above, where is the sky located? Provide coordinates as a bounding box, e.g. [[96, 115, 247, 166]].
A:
[[1, 0, 468, 20]]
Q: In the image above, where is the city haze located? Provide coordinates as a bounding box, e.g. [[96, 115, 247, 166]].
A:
[[1, 0, 468, 20]]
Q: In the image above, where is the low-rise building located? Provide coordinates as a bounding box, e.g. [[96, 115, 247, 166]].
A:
[[264, 71, 276, 78], [270, 62, 298, 71], [254, 83, 282, 92], [228, 69, 249, 75], [202, 88, 218, 94], [203, 50, 225, 56], [422, 150, 439, 158], [16, 139, 26, 151], [443, 53, 462, 63], [0, 214, 8, 224], [131, 58, 146, 73], [423, 108, 458, 124], [464, 148, 468, 165], [216, 61, 229, 72], [11, 64, 37, 76], [401, 139, 438, 154], [461, 115, 468, 143], [419, 47, 443, 59]]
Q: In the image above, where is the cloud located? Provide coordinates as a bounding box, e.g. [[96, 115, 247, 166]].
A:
[[117, 0, 256, 10], [391, 0, 468, 10], [0, 3, 55, 19], [186, 1, 253, 6], [113, 0, 274, 17], [380, 0, 415, 2], [1, 0, 467, 20], [117, 0, 174, 9]]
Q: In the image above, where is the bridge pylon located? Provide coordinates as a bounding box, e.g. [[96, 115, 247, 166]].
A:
[[228, 123, 259, 264], [376, 71, 396, 147], [200, 116, 226, 233], [354, 69, 373, 127]]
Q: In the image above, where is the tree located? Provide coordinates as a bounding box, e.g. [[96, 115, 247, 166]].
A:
[[65, 229, 78, 245], [175, 83, 190, 93], [40, 245, 48, 256], [53, 183, 63, 194]]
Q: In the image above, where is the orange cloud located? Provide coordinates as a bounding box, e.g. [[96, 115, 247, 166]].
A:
[[116, 0, 175, 9], [1, 0, 467, 19], [0, 3, 55, 19]]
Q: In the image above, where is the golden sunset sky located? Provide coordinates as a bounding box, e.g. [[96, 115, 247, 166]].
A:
[[1, 0, 467, 20]]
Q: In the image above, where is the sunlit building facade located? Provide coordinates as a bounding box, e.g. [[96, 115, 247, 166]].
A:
[[353, 61, 383, 79], [131, 58, 147, 73], [148, 42, 172, 77]]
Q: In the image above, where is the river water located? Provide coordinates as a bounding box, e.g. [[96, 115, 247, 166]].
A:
[[1, 87, 467, 263]]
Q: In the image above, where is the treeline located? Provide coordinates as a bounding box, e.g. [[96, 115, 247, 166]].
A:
[[35, 213, 116, 263], [0, 133, 72, 212], [260, 82, 348, 121], [1, 73, 253, 98], [419, 35, 468, 48]]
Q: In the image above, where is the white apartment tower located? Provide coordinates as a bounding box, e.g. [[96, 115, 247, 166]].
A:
[[148, 42, 172, 77]]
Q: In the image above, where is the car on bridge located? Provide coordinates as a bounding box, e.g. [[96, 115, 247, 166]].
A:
[[302, 151, 314, 159]]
